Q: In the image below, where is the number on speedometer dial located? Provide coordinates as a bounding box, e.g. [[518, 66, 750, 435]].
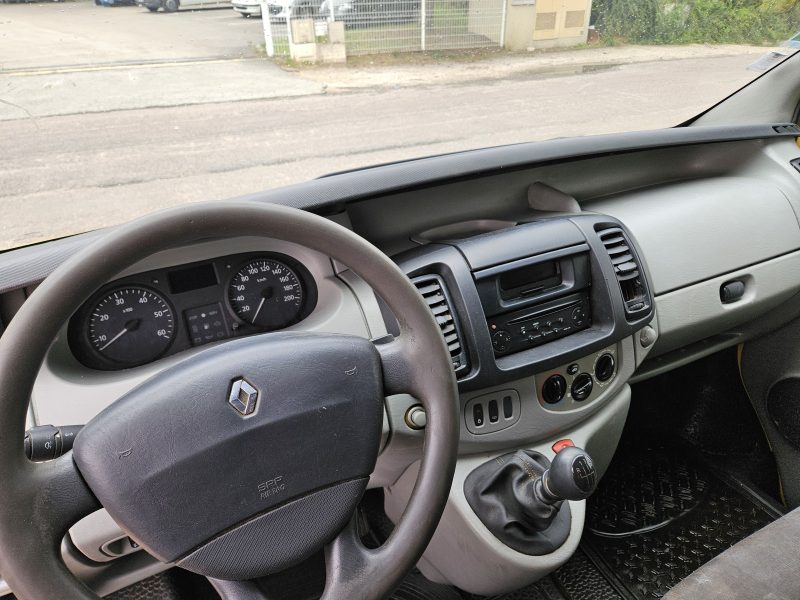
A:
[[88, 286, 175, 367], [228, 258, 304, 329]]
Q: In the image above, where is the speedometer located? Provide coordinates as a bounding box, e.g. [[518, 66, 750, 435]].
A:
[[228, 258, 304, 329], [87, 286, 176, 367]]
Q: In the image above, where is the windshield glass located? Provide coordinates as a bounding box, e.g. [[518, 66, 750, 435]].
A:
[[1, 0, 798, 250]]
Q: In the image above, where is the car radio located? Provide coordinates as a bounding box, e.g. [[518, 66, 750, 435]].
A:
[[488, 292, 590, 355], [473, 249, 592, 357]]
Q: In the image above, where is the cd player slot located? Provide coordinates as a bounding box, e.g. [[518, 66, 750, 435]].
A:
[[488, 292, 591, 356], [507, 300, 581, 325]]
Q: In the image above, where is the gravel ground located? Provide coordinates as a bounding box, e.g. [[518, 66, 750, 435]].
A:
[[297, 43, 781, 90]]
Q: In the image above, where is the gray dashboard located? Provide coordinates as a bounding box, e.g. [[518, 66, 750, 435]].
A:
[[30, 236, 380, 427], [3, 123, 800, 597]]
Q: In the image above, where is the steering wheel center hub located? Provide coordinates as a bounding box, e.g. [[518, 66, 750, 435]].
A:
[[73, 333, 384, 580]]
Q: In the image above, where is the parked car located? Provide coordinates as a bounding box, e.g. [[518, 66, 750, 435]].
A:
[[318, 0, 419, 26], [261, 0, 321, 20], [261, 0, 288, 20], [232, 0, 261, 16], [95, 0, 137, 5], [137, 0, 229, 12]]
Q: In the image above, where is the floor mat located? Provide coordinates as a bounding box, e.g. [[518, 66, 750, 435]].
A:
[[581, 444, 783, 600], [393, 572, 465, 600], [473, 549, 621, 600], [551, 549, 621, 600], [104, 569, 219, 599]]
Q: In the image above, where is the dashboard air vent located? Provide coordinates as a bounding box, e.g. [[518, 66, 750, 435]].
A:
[[598, 228, 650, 317], [774, 124, 800, 135], [412, 274, 469, 374]]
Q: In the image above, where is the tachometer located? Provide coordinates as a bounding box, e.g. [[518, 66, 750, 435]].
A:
[[228, 258, 304, 329], [87, 286, 175, 366]]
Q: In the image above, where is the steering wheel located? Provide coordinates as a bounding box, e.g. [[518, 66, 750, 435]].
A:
[[0, 202, 459, 600]]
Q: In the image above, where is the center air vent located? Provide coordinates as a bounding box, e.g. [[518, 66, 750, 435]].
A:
[[598, 228, 650, 318], [412, 274, 469, 374]]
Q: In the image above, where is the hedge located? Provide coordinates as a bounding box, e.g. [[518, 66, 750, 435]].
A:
[[592, 0, 800, 45]]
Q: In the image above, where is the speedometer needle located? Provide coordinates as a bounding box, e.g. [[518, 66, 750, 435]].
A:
[[251, 297, 266, 324]]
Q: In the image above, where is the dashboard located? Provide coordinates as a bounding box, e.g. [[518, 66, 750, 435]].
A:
[[67, 252, 317, 370], [2, 122, 800, 597]]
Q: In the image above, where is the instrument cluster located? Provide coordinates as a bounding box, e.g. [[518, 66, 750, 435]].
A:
[[68, 252, 317, 370]]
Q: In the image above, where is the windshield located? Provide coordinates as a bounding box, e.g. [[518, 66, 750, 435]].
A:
[[1, 0, 798, 250]]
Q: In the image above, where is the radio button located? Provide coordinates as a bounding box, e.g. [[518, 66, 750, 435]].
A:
[[571, 306, 587, 326], [492, 330, 512, 353]]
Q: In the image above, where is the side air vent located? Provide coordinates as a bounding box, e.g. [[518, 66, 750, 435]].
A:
[[598, 228, 650, 318], [412, 274, 469, 374], [774, 123, 800, 135]]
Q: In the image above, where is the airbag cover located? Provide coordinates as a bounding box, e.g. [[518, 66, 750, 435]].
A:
[[73, 333, 384, 565]]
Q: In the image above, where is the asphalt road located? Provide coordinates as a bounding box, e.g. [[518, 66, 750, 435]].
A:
[[0, 2, 765, 249]]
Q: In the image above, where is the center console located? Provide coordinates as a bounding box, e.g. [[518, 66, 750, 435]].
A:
[[394, 213, 652, 393], [383, 213, 657, 595], [480, 251, 592, 356]]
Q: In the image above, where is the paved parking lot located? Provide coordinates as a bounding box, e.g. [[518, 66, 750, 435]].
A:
[[0, 1, 321, 119], [0, 0, 263, 70]]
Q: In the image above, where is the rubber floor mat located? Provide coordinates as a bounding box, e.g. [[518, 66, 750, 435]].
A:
[[392, 572, 465, 600], [474, 549, 622, 600], [551, 549, 621, 600], [582, 444, 783, 599], [106, 572, 182, 600]]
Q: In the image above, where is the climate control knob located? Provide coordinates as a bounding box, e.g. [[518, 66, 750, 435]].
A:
[[542, 375, 567, 404], [595, 353, 615, 382], [571, 373, 594, 401]]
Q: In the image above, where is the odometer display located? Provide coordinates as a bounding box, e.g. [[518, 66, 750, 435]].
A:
[[87, 287, 175, 367], [228, 258, 304, 329]]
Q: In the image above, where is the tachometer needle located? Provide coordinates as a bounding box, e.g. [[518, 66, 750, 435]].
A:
[[99, 319, 141, 351], [251, 297, 266, 324], [99, 327, 129, 351]]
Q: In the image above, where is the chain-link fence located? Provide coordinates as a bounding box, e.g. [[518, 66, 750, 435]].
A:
[[263, 0, 505, 57]]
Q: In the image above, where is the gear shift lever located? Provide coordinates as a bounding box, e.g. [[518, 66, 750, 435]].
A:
[[464, 446, 597, 556], [536, 445, 597, 504]]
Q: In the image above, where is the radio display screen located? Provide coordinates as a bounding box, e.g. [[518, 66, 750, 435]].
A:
[[499, 261, 560, 292]]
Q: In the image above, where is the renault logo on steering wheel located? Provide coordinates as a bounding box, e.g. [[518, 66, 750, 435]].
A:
[[228, 377, 259, 416]]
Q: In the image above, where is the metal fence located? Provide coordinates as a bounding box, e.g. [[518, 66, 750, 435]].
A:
[[263, 0, 505, 57]]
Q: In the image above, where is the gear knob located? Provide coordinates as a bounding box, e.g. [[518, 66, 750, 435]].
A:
[[540, 446, 597, 502]]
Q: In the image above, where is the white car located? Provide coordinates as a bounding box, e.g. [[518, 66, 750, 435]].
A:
[[137, 0, 230, 12], [231, 0, 261, 17], [255, 0, 320, 20]]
